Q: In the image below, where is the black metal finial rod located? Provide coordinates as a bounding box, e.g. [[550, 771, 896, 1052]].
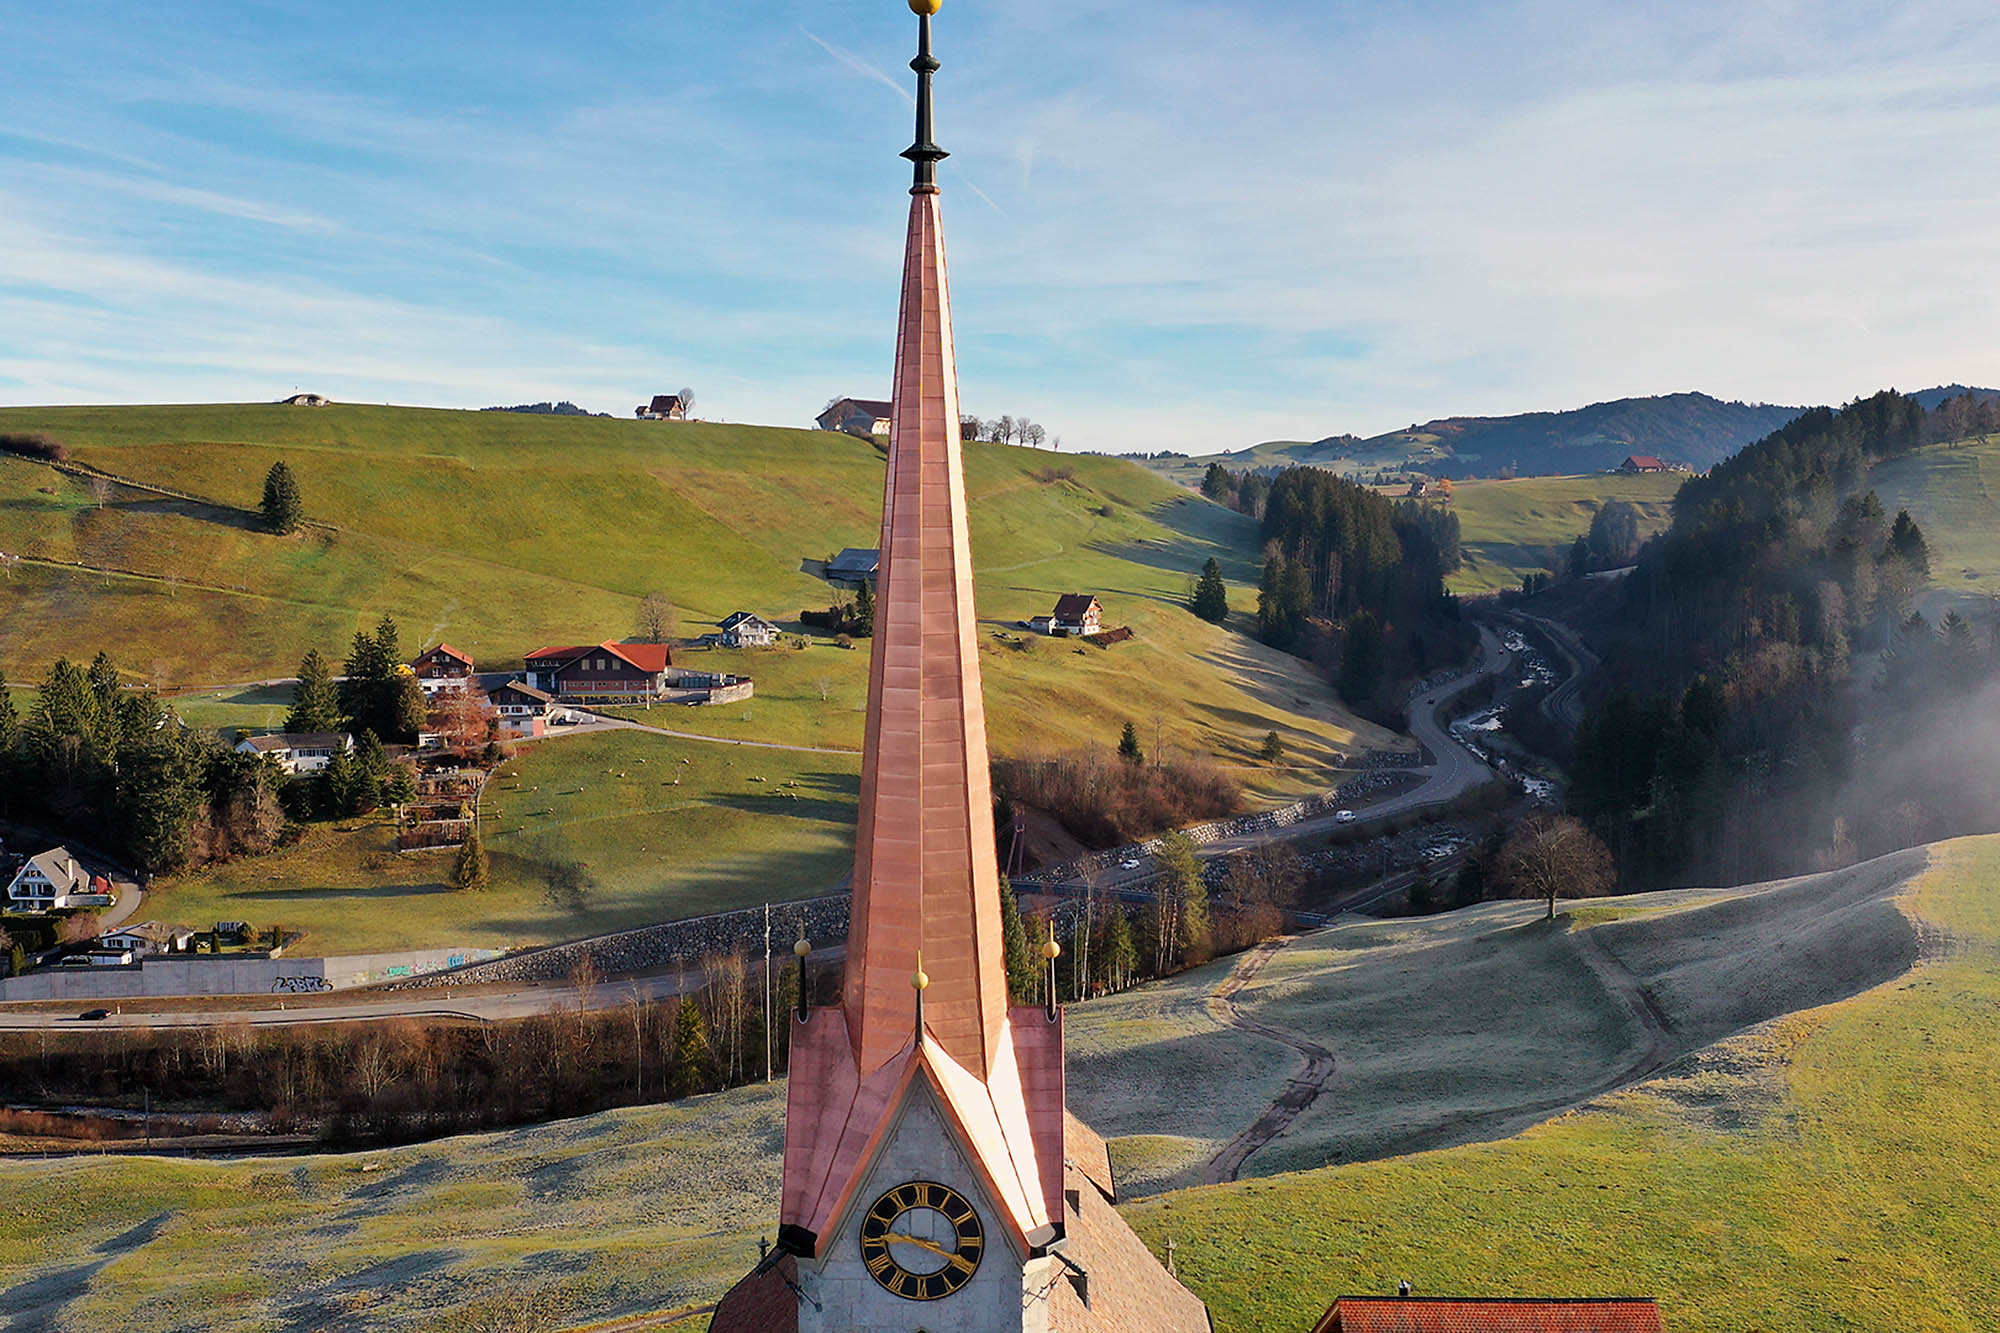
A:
[[902, 12, 948, 193]]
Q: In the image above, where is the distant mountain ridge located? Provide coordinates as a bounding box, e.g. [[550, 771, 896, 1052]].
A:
[[1148, 385, 1997, 485], [1337, 391, 1804, 479]]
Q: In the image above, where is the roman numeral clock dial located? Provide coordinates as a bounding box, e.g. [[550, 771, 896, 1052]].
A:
[[857, 1181, 985, 1301]]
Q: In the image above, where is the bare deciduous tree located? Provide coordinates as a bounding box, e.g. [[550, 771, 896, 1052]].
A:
[[635, 590, 678, 644], [1495, 814, 1615, 920], [677, 387, 696, 418]]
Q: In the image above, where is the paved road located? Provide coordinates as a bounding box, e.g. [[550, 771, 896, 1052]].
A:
[[1510, 610, 1598, 732], [1065, 624, 1513, 895]]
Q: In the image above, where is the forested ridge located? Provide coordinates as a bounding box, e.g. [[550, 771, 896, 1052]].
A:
[[1202, 463, 1469, 711], [1569, 388, 2000, 887]]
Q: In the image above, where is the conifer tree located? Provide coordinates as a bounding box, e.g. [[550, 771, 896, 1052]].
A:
[[0, 670, 16, 751], [1000, 879, 1037, 1004], [670, 998, 717, 1096], [261, 461, 303, 534], [1098, 905, 1137, 991], [287, 649, 342, 733], [1117, 720, 1143, 765], [1189, 556, 1230, 624], [852, 579, 876, 637], [1259, 730, 1285, 764], [452, 822, 490, 892]]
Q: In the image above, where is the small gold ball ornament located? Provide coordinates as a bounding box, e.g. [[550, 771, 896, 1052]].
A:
[[912, 966, 930, 991], [909, 0, 943, 14], [1043, 937, 1062, 961], [793, 938, 811, 958]]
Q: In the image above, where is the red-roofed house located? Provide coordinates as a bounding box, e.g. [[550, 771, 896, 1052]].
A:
[[522, 641, 673, 702], [1618, 455, 1668, 474], [1050, 592, 1103, 637], [412, 643, 476, 694], [1313, 1295, 1665, 1332]]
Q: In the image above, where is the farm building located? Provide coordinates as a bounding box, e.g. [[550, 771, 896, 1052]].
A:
[[4, 848, 94, 912], [280, 392, 329, 406], [1617, 455, 1682, 474], [718, 612, 782, 648], [636, 394, 687, 421], [489, 680, 559, 737], [412, 643, 476, 694], [523, 641, 674, 702], [235, 732, 355, 775], [825, 548, 880, 589], [1312, 1295, 1663, 1332], [1049, 593, 1103, 636], [816, 397, 893, 437]]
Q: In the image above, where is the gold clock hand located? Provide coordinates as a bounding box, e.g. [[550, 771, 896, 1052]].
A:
[[882, 1232, 976, 1273]]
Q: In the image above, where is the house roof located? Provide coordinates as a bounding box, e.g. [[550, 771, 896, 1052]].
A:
[[719, 611, 779, 631], [1314, 1297, 1665, 1333], [649, 394, 683, 412], [1052, 593, 1101, 620], [827, 548, 880, 574], [416, 643, 474, 667], [240, 732, 351, 753], [1623, 455, 1667, 469], [103, 921, 192, 946], [15, 848, 83, 889], [523, 641, 671, 673], [829, 397, 893, 418], [490, 680, 555, 704]]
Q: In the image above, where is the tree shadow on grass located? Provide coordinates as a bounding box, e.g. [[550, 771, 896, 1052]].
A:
[[0, 1213, 170, 1333], [214, 879, 456, 903], [1086, 495, 1263, 586]]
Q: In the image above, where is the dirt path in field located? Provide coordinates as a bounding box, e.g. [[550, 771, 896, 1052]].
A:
[[1566, 923, 1678, 1084], [1199, 937, 1338, 1184]]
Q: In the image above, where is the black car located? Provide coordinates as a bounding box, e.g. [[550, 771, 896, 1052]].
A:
[[76, 1008, 110, 1021]]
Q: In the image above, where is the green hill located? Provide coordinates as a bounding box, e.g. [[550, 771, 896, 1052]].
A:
[[1435, 472, 1681, 595], [5, 837, 1990, 1331], [1867, 433, 2000, 612], [0, 404, 1395, 952], [1123, 837, 1998, 1331]]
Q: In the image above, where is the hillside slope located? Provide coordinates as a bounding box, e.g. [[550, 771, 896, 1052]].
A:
[[1430, 472, 1681, 595], [1125, 836, 2000, 1331], [0, 404, 1392, 773], [1070, 847, 1924, 1196], [4, 838, 1988, 1331], [1867, 432, 2000, 613]]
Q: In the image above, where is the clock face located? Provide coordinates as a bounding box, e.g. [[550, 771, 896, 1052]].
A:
[[857, 1180, 985, 1301]]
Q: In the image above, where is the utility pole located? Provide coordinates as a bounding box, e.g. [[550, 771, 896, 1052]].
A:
[[763, 903, 773, 1082]]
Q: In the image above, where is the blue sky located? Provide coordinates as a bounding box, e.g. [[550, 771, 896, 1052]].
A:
[[5, 1, 2000, 453]]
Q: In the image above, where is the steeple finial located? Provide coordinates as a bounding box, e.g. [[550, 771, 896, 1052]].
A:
[[902, 0, 948, 193]]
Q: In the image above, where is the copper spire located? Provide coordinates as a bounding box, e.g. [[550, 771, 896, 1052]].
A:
[[846, 0, 1007, 1082]]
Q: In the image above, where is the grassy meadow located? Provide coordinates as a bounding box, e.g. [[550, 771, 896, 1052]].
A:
[[0, 404, 1398, 952], [1868, 433, 2000, 613], [1433, 472, 1681, 595], [1124, 837, 1998, 1332], [1071, 848, 1923, 1197], [4, 838, 1989, 1330], [148, 729, 861, 955]]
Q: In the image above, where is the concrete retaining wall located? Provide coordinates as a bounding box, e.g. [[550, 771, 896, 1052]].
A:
[[385, 897, 849, 989], [0, 947, 500, 1002]]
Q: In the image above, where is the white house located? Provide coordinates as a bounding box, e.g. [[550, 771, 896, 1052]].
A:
[[718, 612, 782, 648], [489, 680, 558, 738], [236, 732, 355, 775], [1049, 593, 1104, 637], [5, 848, 92, 912], [97, 921, 196, 960]]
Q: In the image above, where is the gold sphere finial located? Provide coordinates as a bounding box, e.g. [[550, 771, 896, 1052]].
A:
[[909, 0, 943, 14], [793, 937, 811, 958], [912, 966, 930, 991], [1043, 936, 1061, 961]]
